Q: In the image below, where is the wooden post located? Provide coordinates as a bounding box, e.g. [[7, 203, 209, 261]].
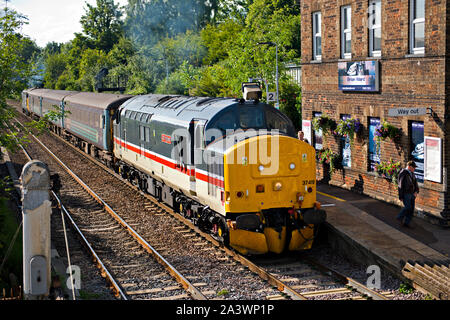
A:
[[20, 160, 52, 299]]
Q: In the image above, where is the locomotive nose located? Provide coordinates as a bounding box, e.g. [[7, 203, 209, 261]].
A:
[[223, 135, 322, 254]]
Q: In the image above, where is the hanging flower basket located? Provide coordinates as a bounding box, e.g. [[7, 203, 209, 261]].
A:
[[312, 115, 337, 135], [334, 118, 362, 141], [374, 158, 402, 185], [374, 120, 402, 150], [317, 148, 341, 175]]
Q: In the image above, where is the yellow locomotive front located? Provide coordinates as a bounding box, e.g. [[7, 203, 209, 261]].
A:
[[223, 134, 326, 255]]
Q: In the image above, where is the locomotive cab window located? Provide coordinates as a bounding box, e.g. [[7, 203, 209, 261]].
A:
[[239, 106, 264, 129], [265, 107, 295, 136]]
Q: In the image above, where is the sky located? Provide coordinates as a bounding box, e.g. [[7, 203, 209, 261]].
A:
[[5, 0, 128, 47]]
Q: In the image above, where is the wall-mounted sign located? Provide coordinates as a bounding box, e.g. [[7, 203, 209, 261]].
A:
[[424, 137, 442, 183], [302, 120, 312, 145], [388, 107, 427, 117], [338, 60, 379, 92]]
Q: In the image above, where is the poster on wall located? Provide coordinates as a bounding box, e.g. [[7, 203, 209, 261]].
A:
[[410, 122, 424, 183], [338, 60, 379, 92], [368, 118, 381, 171], [341, 115, 351, 168], [313, 112, 323, 150], [302, 120, 312, 145], [424, 137, 442, 183]]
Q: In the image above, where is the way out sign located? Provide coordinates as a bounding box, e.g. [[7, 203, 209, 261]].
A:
[[388, 107, 427, 117]]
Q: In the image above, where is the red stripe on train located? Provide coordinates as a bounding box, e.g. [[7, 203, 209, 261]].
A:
[[114, 137, 224, 188]]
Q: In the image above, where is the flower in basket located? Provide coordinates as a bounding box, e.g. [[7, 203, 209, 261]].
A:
[[317, 148, 341, 175], [374, 120, 402, 150], [335, 118, 362, 141], [312, 115, 337, 135], [375, 158, 402, 185]]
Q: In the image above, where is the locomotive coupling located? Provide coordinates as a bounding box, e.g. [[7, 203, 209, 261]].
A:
[[301, 208, 327, 225]]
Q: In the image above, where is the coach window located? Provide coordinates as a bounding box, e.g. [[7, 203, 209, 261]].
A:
[[312, 11, 322, 61], [368, 117, 380, 171], [369, 0, 381, 57], [145, 127, 151, 143], [341, 5, 352, 59], [410, 0, 425, 54]]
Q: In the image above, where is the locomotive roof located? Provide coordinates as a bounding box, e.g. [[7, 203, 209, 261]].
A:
[[64, 91, 133, 110], [120, 94, 243, 123], [205, 130, 292, 154]]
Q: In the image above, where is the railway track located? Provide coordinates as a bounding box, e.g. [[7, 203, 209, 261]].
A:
[[11, 125, 207, 300], [10, 110, 394, 300]]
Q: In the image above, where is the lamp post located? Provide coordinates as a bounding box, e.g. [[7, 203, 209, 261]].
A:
[[257, 41, 279, 109]]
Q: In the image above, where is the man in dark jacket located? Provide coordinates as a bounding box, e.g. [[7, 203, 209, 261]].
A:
[[397, 161, 419, 227]]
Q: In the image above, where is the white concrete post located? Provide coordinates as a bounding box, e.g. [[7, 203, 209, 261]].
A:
[[20, 160, 52, 299]]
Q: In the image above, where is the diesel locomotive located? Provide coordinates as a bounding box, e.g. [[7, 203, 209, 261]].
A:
[[22, 85, 326, 255]]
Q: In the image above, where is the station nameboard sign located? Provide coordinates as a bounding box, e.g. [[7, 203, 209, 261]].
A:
[[388, 107, 427, 117], [338, 60, 379, 92]]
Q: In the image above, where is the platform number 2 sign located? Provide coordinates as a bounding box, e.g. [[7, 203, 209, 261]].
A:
[[366, 265, 381, 289], [267, 92, 276, 102]]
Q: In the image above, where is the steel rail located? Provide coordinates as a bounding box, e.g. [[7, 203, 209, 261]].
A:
[[23, 116, 309, 300], [44, 129, 309, 300], [11, 122, 127, 299], [304, 257, 390, 300], [14, 119, 207, 300]]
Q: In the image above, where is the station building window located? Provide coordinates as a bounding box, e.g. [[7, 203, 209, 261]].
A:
[[369, 0, 381, 57], [368, 117, 380, 171], [409, 121, 424, 182], [410, 0, 425, 54], [341, 5, 352, 59], [340, 114, 351, 168], [312, 11, 322, 61]]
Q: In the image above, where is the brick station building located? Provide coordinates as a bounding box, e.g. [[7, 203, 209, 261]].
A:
[[300, 0, 450, 224]]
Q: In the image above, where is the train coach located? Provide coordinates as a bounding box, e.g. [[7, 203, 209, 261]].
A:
[[21, 85, 326, 255], [23, 88, 132, 165]]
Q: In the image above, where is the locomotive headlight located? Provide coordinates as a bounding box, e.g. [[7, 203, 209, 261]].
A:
[[289, 163, 296, 170], [258, 165, 264, 172], [273, 182, 282, 191]]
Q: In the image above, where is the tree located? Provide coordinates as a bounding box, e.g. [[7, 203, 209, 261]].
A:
[[0, 8, 31, 150], [80, 0, 123, 52], [0, 8, 60, 153]]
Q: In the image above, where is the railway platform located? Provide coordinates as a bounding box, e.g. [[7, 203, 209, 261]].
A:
[[317, 182, 450, 297]]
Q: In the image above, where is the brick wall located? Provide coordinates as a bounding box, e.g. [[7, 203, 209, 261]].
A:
[[301, 0, 449, 220]]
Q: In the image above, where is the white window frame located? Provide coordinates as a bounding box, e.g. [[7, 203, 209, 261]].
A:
[[410, 0, 425, 55], [369, 0, 381, 57], [341, 5, 352, 59], [312, 11, 322, 61]]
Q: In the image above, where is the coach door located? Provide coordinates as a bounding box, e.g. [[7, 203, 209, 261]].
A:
[[190, 119, 207, 196]]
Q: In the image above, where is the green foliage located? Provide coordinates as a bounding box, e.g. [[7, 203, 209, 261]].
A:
[[375, 159, 402, 185], [36, 0, 302, 126], [0, 197, 23, 288], [312, 115, 337, 135], [80, 0, 123, 52], [398, 282, 415, 294], [317, 148, 342, 175]]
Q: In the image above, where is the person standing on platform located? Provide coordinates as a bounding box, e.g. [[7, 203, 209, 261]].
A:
[[397, 161, 419, 228], [298, 131, 309, 144]]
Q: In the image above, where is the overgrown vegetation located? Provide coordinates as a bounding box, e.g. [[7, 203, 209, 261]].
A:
[[16, 0, 302, 129]]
